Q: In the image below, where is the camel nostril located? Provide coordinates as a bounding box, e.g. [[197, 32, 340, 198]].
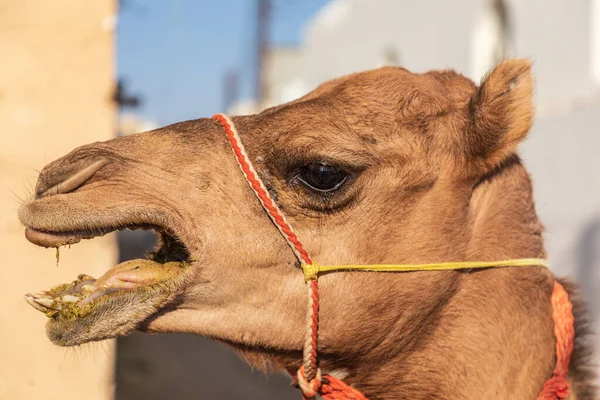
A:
[[37, 159, 108, 198]]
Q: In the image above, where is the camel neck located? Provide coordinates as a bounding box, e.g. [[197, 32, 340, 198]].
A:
[[466, 156, 546, 261]]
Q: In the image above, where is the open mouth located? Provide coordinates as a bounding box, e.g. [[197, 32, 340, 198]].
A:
[[23, 224, 192, 346]]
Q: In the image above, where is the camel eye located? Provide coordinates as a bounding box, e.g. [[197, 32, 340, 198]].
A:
[[297, 163, 347, 193]]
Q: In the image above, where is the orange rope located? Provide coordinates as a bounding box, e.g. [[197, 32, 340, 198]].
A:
[[212, 114, 575, 400], [536, 281, 575, 400], [295, 367, 368, 400], [212, 114, 321, 385]]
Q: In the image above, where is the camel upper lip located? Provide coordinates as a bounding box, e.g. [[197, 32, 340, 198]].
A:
[[20, 158, 192, 262], [25, 225, 148, 248], [25, 227, 92, 248], [24, 224, 191, 263]]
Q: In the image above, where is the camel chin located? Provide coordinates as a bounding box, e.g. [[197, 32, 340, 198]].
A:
[[23, 226, 192, 346]]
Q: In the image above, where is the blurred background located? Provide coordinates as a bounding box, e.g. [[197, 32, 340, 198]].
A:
[[1, 0, 599, 399]]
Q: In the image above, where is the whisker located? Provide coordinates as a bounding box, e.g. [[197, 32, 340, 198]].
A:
[[10, 189, 26, 206]]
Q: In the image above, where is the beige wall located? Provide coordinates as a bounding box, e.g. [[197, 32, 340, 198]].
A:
[[0, 2, 116, 399]]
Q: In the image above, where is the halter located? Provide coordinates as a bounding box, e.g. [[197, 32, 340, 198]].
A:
[[212, 114, 574, 400]]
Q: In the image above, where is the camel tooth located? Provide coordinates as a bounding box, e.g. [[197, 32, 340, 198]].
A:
[[25, 295, 49, 312], [49, 282, 73, 293], [61, 295, 79, 303], [33, 291, 53, 299], [81, 284, 97, 293], [34, 297, 62, 310]]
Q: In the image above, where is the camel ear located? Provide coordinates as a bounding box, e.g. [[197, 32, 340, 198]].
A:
[[467, 59, 533, 170]]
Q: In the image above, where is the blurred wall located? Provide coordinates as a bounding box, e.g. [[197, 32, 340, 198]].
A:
[[0, 2, 117, 399]]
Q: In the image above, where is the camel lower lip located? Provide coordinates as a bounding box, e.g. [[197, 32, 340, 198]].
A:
[[25, 227, 83, 248], [24, 259, 190, 346]]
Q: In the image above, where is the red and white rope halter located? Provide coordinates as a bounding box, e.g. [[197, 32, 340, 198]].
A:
[[212, 113, 574, 400]]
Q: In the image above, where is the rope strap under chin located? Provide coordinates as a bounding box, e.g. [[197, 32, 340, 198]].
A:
[[212, 113, 575, 400]]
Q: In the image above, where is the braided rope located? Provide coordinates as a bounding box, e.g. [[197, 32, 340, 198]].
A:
[[211, 114, 312, 266], [319, 375, 369, 400], [295, 367, 370, 400], [536, 281, 574, 400], [212, 114, 575, 400], [212, 114, 322, 390], [304, 279, 319, 378]]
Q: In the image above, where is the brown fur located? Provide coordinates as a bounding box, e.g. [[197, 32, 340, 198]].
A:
[[19, 59, 596, 399]]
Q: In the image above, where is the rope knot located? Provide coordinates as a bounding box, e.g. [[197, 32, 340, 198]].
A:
[[302, 262, 320, 281], [538, 375, 570, 400], [297, 366, 322, 398]]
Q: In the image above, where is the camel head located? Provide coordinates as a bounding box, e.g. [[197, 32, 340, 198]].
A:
[[20, 59, 551, 390]]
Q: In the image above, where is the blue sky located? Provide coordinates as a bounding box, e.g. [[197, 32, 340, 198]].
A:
[[118, 0, 329, 126]]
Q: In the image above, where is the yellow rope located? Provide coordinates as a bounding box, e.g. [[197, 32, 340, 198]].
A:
[[302, 258, 548, 281]]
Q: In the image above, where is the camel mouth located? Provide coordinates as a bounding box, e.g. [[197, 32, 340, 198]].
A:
[[24, 224, 191, 262], [23, 222, 193, 346]]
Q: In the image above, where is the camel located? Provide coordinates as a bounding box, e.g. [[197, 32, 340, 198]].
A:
[[19, 59, 596, 399]]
